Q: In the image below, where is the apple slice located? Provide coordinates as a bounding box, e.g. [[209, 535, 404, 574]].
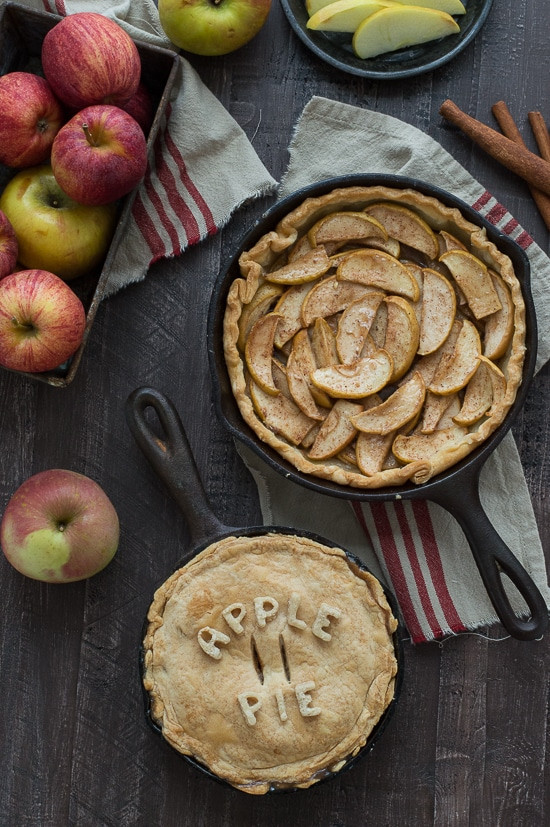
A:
[[249, 380, 315, 445], [382, 295, 420, 382], [337, 249, 420, 301], [420, 391, 458, 433], [311, 349, 393, 398], [355, 431, 395, 476], [244, 313, 281, 395], [392, 423, 468, 465], [287, 330, 327, 419], [310, 316, 340, 368], [288, 234, 313, 262], [352, 6, 460, 59], [307, 0, 387, 33], [351, 371, 425, 435], [237, 282, 284, 351], [364, 202, 439, 260], [308, 399, 364, 459], [301, 275, 372, 326], [308, 211, 388, 247], [336, 291, 385, 365], [439, 249, 502, 319], [273, 282, 316, 347], [437, 230, 467, 254], [428, 319, 481, 395], [483, 271, 515, 360], [453, 355, 507, 426], [417, 268, 456, 356], [265, 246, 331, 285]]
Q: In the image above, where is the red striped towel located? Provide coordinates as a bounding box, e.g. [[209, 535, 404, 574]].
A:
[[240, 97, 550, 644], [21, 1, 277, 296]]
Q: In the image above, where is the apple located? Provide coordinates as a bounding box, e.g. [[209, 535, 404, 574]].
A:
[[41, 12, 141, 109], [0, 209, 18, 281], [0, 71, 64, 168], [158, 0, 272, 56], [121, 82, 154, 135], [51, 105, 148, 207], [0, 166, 117, 280], [0, 269, 86, 373], [0, 469, 119, 583]]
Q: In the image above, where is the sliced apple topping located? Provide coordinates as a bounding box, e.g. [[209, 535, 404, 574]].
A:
[[392, 423, 468, 465], [439, 249, 502, 319], [417, 268, 456, 356], [287, 329, 327, 419], [364, 202, 440, 259], [273, 282, 316, 348], [337, 249, 420, 301], [438, 230, 467, 254], [310, 317, 339, 368], [249, 380, 315, 446], [244, 313, 282, 395], [453, 355, 507, 426], [336, 291, 385, 365], [351, 372, 425, 435], [301, 275, 372, 326], [381, 295, 420, 382], [311, 350, 393, 399], [483, 271, 515, 360], [308, 399, 364, 460], [356, 431, 394, 476], [308, 211, 388, 247], [420, 390, 458, 433], [237, 282, 284, 352], [265, 246, 331, 285], [428, 319, 481, 395]]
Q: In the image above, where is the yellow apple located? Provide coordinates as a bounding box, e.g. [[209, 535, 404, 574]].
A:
[[0, 165, 117, 281]]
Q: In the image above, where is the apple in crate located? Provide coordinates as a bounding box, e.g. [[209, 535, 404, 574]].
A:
[[41, 12, 141, 109], [0, 209, 18, 281], [51, 105, 148, 207], [0, 165, 117, 280], [158, 0, 272, 56], [1, 470, 120, 583], [0, 269, 86, 373], [0, 71, 64, 168]]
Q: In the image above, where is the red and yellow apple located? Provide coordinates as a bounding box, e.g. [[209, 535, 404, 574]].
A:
[[121, 82, 154, 135], [51, 105, 148, 207], [0, 71, 65, 168], [158, 0, 272, 56], [0, 469, 120, 583], [0, 209, 18, 281], [0, 166, 117, 280], [0, 269, 86, 373], [41, 12, 141, 109]]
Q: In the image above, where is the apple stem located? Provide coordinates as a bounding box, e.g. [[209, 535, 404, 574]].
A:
[[81, 122, 97, 147], [11, 317, 34, 333]]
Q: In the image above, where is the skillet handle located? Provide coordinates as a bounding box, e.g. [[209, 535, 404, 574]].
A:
[[125, 386, 227, 549], [429, 470, 549, 641]]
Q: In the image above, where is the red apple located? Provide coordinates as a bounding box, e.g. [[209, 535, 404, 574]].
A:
[[121, 82, 154, 134], [0, 269, 86, 373], [41, 12, 141, 109], [51, 105, 148, 206], [0, 71, 64, 168], [0, 209, 18, 281], [1, 469, 120, 583], [0, 165, 117, 280], [158, 0, 272, 56]]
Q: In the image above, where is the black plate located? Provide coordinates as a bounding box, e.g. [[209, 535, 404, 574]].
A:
[[280, 0, 494, 79]]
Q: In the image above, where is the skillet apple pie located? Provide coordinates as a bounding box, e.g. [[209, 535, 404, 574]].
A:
[[142, 533, 399, 793], [223, 185, 526, 488]]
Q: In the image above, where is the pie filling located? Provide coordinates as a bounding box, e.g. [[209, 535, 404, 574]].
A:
[[142, 533, 398, 794], [223, 185, 526, 489]]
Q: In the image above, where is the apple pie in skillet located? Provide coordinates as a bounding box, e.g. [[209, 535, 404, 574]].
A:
[[223, 184, 526, 489]]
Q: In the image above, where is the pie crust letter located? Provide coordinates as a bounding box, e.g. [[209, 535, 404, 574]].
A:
[[238, 693, 262, 725], [197, 626, 231, 659], [254, 596, 279, 628], [312, 604, 342, 641]]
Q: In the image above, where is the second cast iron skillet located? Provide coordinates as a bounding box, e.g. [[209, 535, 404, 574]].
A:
[[207, 174, 549, 642]]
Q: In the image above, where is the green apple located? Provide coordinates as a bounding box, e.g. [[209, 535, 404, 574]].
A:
[[353, 6, 460, 59], [0, 165, 117, 280], [307, 0, 388, 33], [158, 0, 272, 56]]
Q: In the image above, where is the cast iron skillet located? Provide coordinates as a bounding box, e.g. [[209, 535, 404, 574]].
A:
[[206, 173, 549, 642], [126, 385, 404, 793]]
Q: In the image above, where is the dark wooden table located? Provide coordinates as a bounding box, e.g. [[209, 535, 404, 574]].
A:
[[1, 2, 549, 825]]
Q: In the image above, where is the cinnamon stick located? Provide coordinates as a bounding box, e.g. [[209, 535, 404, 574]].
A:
[[528, 110, 550, 162], [492, 100, 550, 232], [439, 99, 550, 196]]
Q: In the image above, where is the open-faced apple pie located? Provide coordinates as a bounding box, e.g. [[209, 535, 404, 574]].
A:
[[223, 185, 526, 488], [142, 532, 398, 794]]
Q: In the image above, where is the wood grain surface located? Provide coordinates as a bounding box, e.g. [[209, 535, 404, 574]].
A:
[[1, 2, 549, 825]]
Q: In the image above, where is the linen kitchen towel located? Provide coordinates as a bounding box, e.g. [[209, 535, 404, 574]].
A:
[[240, 97, 550, 644], [18, 0, 277, 295]]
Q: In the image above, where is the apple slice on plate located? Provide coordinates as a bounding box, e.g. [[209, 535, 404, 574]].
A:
[[381, 295, 420, 382], [244, 313, 281, 395], [439, 249, 502, 319], [238, 282, 284, 351], [483, 271, 515, 360], [337, 249, 420, 301], [311, 349, 393, 398], [308, 211, 388, 247], [417, 268, 456, 356], [363, 202, 440, 259], [336, 291, 385, 365], [265, 246, 331, 285], [351, 371, 425, 435], [306, 0, 388, 33], [249, 379, 315, 445], [428, 319, 482, 395], [301, 275, 372, 326], [308, 399, 364, 460], [352, 6, 460, 60], [453, 355, 507, 426]]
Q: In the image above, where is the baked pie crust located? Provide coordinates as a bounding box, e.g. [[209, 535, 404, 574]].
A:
[[223, 185, 527, 488], [142, 533, 398, 794]]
